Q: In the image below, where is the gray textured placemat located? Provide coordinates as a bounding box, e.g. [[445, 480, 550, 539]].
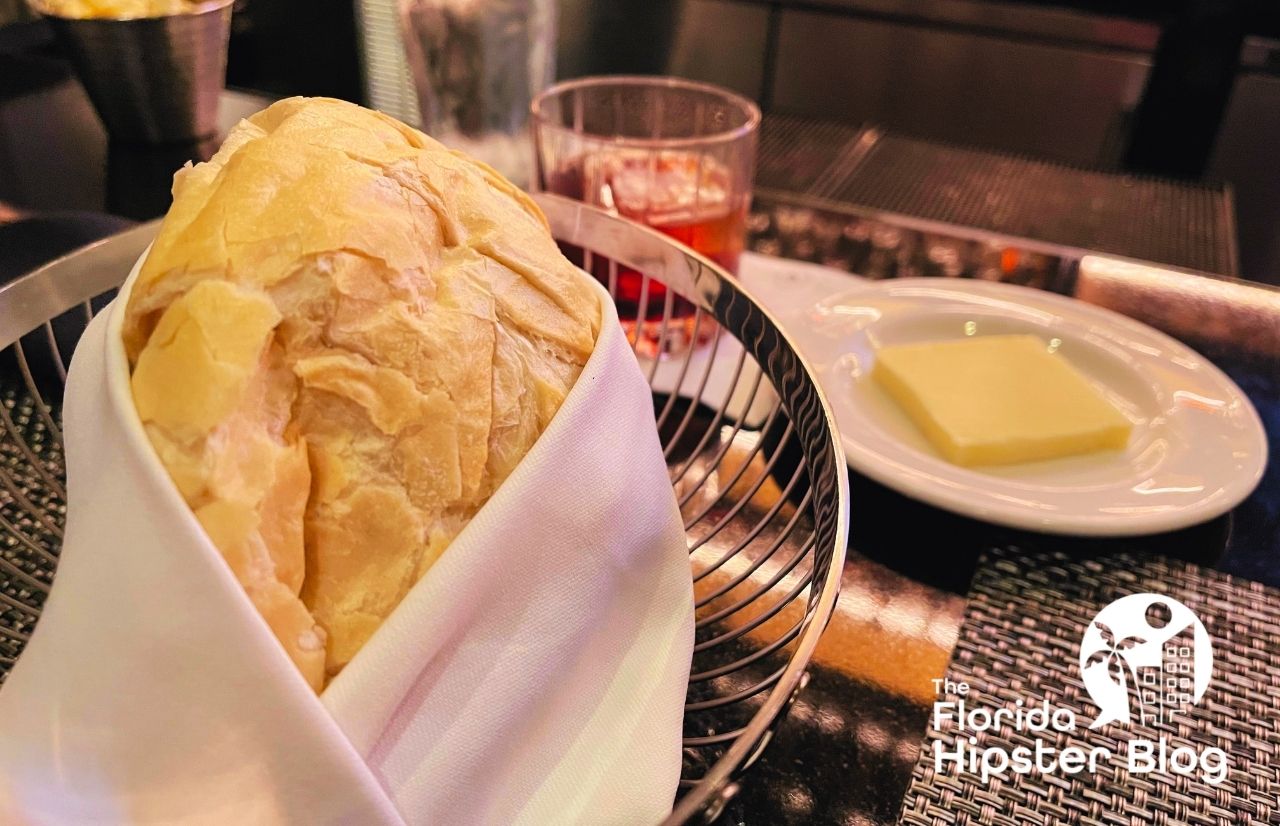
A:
[[899, 547, 1280, 825]]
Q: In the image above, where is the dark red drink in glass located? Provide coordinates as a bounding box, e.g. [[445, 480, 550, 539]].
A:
[[533, 77, 758, 357]]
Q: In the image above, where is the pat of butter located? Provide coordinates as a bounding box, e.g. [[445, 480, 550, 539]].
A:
[[872, 334, 1131, 466]]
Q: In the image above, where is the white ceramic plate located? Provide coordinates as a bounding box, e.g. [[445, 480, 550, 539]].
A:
[[777, 278, 1268, 536]]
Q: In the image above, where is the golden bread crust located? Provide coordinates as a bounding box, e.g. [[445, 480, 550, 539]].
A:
[[124, 97, 599, 689]]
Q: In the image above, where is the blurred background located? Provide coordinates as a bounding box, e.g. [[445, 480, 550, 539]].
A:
[[2, 0, 1280, 283]]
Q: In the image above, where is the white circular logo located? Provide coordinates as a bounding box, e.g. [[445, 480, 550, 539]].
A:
[[1080, 593, 1212, 729]]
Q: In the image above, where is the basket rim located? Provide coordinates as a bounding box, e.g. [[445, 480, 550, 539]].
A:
[[0, 221, 157, 350]]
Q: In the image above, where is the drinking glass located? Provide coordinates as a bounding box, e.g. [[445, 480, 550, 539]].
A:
[[399, 0, 555, 187], [531, 76, 759, 357]]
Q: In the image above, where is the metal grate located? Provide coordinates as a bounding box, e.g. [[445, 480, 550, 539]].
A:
[[756, 114, 864, 195], [755, 117, 1238, 276], [900, 546, 1280, 826], [0, 199, 849, 825]]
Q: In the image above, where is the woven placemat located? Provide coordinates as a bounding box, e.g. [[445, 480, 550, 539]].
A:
[[899, 547, 1280, 825]]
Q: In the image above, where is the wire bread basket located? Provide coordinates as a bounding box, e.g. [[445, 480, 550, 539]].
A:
[[0, 194, 848, 824]]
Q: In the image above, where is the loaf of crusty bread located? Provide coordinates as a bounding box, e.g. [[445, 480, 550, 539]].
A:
[[123, 97, 600, 690]]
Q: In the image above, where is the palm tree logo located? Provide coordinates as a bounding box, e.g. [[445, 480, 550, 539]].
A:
[[1083, 621, 1146, 724], [1081, 594, 1213, 729]]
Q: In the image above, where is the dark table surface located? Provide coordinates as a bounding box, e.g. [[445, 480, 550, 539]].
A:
[[2, 32, 1278, 826]]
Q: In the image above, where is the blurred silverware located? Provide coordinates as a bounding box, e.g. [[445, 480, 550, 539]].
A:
[[42, 0, 233, 144]]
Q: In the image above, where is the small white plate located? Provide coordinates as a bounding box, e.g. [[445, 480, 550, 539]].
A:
[[777, 278, 1268, 536]]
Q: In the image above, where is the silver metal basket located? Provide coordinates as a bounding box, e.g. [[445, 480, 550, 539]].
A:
[[0, 194, 848, 824]]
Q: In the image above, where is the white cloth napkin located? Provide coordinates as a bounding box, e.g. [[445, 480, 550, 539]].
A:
[[0, 254, 694, 825]]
